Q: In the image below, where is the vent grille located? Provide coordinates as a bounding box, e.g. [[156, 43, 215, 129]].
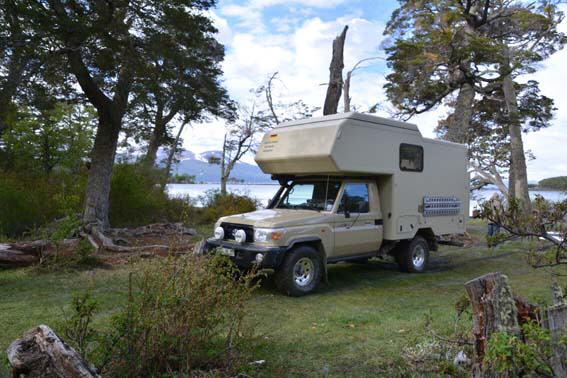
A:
[[423, 196, 461, 217]]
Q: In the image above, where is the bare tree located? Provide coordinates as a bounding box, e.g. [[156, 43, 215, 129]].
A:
[[343, 57, 384, 113], [220, 103, 270, 194]]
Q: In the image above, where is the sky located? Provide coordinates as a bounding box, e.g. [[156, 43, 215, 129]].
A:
[[180, 0, 567, 182]]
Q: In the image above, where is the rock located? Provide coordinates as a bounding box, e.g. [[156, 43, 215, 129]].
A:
[[453, 350, 471, 367], [7, 325, 100, 378]]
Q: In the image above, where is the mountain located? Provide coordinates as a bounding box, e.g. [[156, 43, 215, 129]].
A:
[[170, 150, 272, 183]]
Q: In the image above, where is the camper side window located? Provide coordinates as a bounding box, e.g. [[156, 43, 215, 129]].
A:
[[399, 143, 423, 172]]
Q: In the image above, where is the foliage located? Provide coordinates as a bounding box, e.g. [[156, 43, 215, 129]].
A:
[[485, 322, 556, 376], [58, 291, 99, 358], [0, 172, 86, 236], [108, 164, 189, 228], [539, 176, 567, 191], [189, 189, 258, 225], [483, 195, 567, 268], [168, 173, 196, 184], [91, 255, 257, 376], [1, 102, 96, 174]]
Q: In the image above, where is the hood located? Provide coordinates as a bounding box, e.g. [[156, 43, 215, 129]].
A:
[[219, 209, 329, 228]]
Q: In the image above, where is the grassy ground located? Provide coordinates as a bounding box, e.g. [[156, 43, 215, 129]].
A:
[[1, 222, 566, 377]]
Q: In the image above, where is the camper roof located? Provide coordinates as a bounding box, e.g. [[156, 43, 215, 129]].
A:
[[277, 112, 420, 134]]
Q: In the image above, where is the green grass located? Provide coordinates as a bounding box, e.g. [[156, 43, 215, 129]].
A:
[[1, 225, 565, 377]]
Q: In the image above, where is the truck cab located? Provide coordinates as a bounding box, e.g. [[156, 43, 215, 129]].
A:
[[206, 113, 468, 296]]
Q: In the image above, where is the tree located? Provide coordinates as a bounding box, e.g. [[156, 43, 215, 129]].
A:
[[216, 75, 318, 193], [2, 102, 96, 174], [384, 0, 565, 210], [126, 24, 234, 169], [436, 80, 555, 195], [19, 0, 226, 228]]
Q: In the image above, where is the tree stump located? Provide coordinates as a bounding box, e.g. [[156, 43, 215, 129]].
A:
[[7, 325, 99, 378], [465, 272, 520, 378], [548, 281, 567, 377]]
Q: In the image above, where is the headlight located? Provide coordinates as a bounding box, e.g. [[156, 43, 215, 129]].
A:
[[234, 229, 247, 244], [254, 228, 285, 242], [214, 226, 224, 240]]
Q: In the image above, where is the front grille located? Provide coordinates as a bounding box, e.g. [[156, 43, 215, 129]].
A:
[[220, 223, 254, 243]]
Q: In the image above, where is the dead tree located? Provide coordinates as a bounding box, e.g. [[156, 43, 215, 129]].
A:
[[465, 272, 520, 378], [7, 325, 100, 378], [323, 25, 348, 115]]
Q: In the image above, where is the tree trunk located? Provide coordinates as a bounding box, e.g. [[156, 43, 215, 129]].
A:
[[143, 120, 165, 168], [161, 121, 188, 190], [501, 60, 530, 212], [220, 133, 227, 195], [83, 115, 121, 229], [508, 154, 516, 200], [446, 81, 475, 144], [343, 70, 352, 113], [7, 325, 100, 378], [465, 272, 520, 378], [323, 25, 348, 116]]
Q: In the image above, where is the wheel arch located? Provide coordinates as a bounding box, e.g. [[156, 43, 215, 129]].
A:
[[286, 237, 328, 283], [416, 228, 438, 251]]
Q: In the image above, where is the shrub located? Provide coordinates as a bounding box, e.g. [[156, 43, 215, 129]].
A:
[[0, 172, 85, 236], [67, 254, 258, 376], [109, 164, 188, 227], [189, 189, 258, 225], [485, 322, 556, 376]]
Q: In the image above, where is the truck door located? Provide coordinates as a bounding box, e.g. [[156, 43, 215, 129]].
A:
[[333, 182, 383, 257]]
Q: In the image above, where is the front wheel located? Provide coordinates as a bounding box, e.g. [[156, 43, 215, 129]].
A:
[[274, 245, 322, 297], [396, 236, 429, 273]]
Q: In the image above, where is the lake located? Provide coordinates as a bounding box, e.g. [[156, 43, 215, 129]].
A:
[[166, 183, 567, 216]]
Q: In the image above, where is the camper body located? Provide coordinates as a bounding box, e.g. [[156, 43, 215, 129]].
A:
[[206, 113, 468, 296]]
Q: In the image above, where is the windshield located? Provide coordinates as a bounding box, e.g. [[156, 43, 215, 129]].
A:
[[276, 180, 341, 211]]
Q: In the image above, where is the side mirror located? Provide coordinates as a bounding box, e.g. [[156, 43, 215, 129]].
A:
[[342, 194, 350, 218]]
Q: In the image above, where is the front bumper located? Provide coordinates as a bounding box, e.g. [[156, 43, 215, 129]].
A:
[[205, 238, 287, 269]]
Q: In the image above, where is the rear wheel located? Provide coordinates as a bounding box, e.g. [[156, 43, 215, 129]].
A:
[[396, 236, 429, 273], [274, 245, 322, 296]]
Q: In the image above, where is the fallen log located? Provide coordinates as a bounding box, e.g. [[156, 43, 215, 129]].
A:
[[7, 324, 100, 378]]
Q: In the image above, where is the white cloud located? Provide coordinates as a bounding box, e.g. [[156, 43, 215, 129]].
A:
[[183, 3, 567, 182]]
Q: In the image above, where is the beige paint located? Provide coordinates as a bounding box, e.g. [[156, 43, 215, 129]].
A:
[[217, 112, 468, 259]]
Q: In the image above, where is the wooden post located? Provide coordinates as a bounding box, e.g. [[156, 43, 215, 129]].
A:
[[465, 272, 520, 378]]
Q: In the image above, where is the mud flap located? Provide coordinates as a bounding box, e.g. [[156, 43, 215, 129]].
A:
[[322, 253, 328, 284]]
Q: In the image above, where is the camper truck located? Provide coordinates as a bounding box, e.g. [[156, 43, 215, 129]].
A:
[[206, 113, 468, 296]]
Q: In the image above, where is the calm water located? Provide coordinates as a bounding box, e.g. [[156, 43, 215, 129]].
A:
[[166, 183, 567, 215]]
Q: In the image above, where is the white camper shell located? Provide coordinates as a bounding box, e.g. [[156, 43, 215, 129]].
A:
[[255, 112, 468, 241]]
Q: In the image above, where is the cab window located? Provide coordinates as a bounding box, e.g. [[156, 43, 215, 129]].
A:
[[338, 183, 370, 213]]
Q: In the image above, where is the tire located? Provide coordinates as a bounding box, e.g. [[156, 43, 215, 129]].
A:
[[396, 236, 429, 273], [274, 245, 322, 297]]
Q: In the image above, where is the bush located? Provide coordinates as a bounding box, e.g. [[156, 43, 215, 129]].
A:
[[109, 164, 188, 227], [0, 172, 85, 236], [74, 254, 258, 376], [188, 189, 258, 225]]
